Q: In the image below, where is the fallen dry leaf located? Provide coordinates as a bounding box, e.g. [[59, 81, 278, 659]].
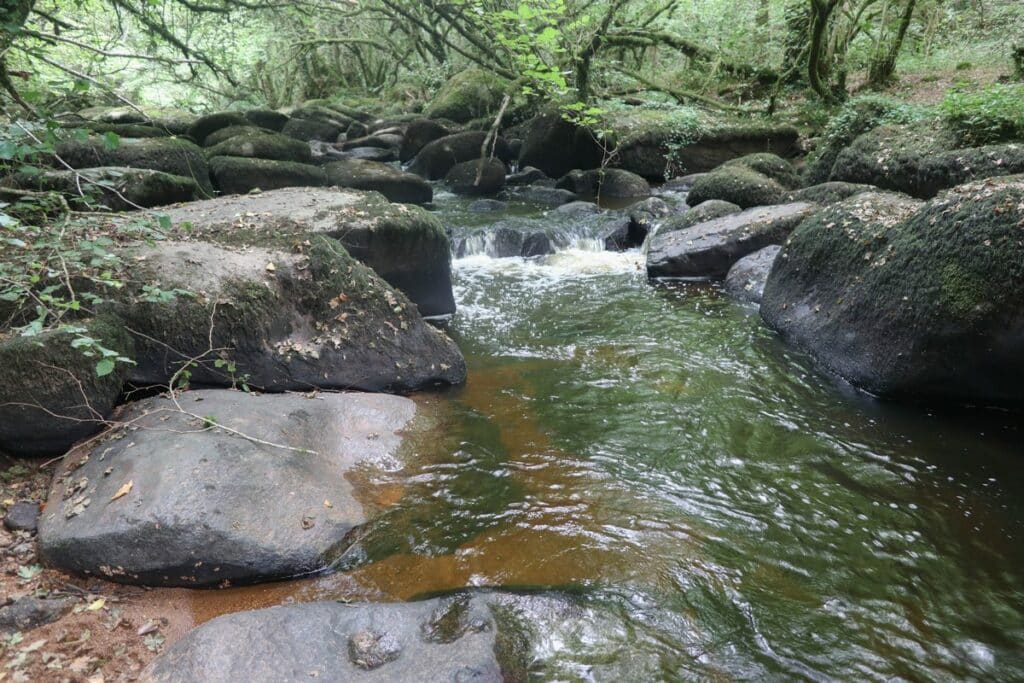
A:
[[110, 480, 133, 502], [86, 598, 106, 611]]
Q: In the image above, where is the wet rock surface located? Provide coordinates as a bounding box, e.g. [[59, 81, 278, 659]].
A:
[[647, 202, 817, 279], [0, 597, 75, 635], [724, 245, 781, 305], [38, 390, 418, 587]]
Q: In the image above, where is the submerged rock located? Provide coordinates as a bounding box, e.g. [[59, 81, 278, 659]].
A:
[[324, 158, 432, 204], [38, 390, 419, 586], [506, 185, 577, 207], [762, 177, 1024, 402], [647, 202, 816, 279], [141, 591, 579, 682], [724, 245, 781, 305]]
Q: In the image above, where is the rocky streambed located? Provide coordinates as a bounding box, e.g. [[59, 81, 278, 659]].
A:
[[2, 96, 1024, 681]]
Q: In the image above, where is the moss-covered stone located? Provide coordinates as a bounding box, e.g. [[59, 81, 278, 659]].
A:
[[244, 109, 290, 132], [5, 166, 199, 211], [203, 125, 263, 148], [324, 158, 431, 204], [0, 316, 134, 456], [208, 156, 326, 194], [77, 106, 198, 135], [762, 179, 1024, 401], [408, 131, 512, 180], [206, 130, 312, 164], [832, 122, 1024, 198], [722, 153, 800, 189], [74, 122, 169, 138], [399, 118, 450, 163], [786, 181, 875, 204], [281, 117, 344, 142], [555, 168, 650, 199], [54, 136, 214, 196], [686, 166, 786, 208], [659, 199, 741, 235], [187, 112, 248, 145], [152, 187, 455, 317], [424, 69, 509, 123], [600, 107, 800, 180], [518, 112, 605, 179], [115, 236, 464, 392], [445, 158, 507, 196]]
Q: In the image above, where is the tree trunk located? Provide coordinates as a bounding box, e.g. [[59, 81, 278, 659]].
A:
[[867, 0, 918, 88], [1013, 44, 1024, 81]]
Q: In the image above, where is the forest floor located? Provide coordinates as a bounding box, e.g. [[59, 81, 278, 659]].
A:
[[1, 456, 193, 682]]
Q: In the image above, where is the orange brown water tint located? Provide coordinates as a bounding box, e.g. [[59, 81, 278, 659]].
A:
[[147, 361, 696, 632]]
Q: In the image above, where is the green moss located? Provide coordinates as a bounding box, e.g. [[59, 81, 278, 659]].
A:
[[723, 153, 799, 189], [424, 69, 509, 123], [203, 125, 263, 148], [208, 156, 326, 194], [205, 131, 312, 163], [686, 166, 786, 208]]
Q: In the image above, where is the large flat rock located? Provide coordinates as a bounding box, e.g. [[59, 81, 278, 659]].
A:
[[38, 390, 418, 587], [142, 591, 579, 682], [646, 202, 816, 279], [155, 187, 455, 317]]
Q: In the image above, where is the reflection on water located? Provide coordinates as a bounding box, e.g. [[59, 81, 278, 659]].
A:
[[186, 195, 1024, 679]]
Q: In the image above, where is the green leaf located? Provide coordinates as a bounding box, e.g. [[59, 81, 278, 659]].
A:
[[102, 131, 121, 150], [96, 358, 116, 377]]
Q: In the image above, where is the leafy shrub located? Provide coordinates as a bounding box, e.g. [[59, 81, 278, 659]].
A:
[[941, 83, 1024, 145]]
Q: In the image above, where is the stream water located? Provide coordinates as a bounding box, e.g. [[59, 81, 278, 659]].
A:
[[191, 190, 1024, 680]]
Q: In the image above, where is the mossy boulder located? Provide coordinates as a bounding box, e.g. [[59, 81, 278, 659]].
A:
[[155, 187, 455, 317], [400, 118, 450, 163], [647, 202, 817, 279], [4, 167, 199, 211], [802, 95, 915, 185], [205, 131, 312, 164], [424, 69, 509, 123], [518, 113, 605, 179], [187, 112, 248, 145], [659, 200, 742, 235], [324, 158, 431, 204], [761, 181, 1024, 401], [831, 123, 1024, 198], [601, 108, 800, 180], [74, 122, 169, 138], [722, 153, 800, 189], [445, 158, 507, 196], [0, 317, 134, 456], [244, 109, 289, 132], [117, 238, 464, 392], [408, 131, 512, 180], [202, 125, 263, 148], [78, 106, 197, 135], [787, 181, 875, 205], [54, 136, 214, 196], [686, 166, 787, 209], [291, 105, 355, 129], [208, 156, 326, 194], [281, 117, 344, 142], [555, 168, 650, 199]]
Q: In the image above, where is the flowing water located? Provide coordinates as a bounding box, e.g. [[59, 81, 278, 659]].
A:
[[190, 190, 1024, 680]]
